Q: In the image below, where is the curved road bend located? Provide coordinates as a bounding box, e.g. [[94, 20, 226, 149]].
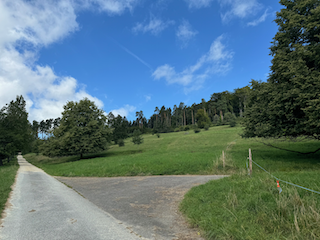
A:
[[0, 155, 141, 240]]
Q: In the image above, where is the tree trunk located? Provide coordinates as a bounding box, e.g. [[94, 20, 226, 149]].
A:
[[239, 98, 243, 117], [192, 110, 194, 125], [80, 153, 83, 159], [220, 110, 224, 121]]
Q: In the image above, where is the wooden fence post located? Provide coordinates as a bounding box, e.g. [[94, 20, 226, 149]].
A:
[[249, 148, 252, 175], [222, 151, 225, 169]]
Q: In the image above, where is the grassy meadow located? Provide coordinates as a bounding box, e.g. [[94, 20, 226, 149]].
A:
[[0, 158, 19, 216], [24, 126, 320, 239], [24, 126, 240, 177]]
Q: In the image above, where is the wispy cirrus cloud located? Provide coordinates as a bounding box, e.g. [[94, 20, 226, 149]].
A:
[[76, 0, 140, 15], [0, 0, 139, 121], [176, 20, 198, 47], [219, 0, 262, 23], [145, 95, 151, 102], [247, 8, 270, 26], [152, 35, 233, 93], [184, 0, 214, 9], [132, 15, 174, 35]]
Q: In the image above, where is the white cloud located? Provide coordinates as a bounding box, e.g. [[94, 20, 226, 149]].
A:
[[0, 0, 138, 121], [109, 105, 136, 117], [184, 0, 214, 9], [152, 35, 233, 93], [132, 15, 174, 35], [77, 0, 139, 15], [219, 0, 262, 23], [247, 8, 270, 26], [176, 20, 198, 47], [145, 95, 151, 102]]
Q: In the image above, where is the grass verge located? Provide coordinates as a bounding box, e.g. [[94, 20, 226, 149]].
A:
[[0, 158, 19, 217], [180, 137, 320, 239]]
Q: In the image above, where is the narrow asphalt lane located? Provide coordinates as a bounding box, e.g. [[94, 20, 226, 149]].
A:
[[0, 155, 141, 240]]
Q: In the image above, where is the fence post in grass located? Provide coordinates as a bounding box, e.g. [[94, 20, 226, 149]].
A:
[[222, 150, 225, 169], [249, 148, 252, 175]]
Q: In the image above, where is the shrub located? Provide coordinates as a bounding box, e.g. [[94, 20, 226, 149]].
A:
[[194, 128, 201, 133], [174, 128, 180, 132], [184, 126, 190, 131], [204, 124, 209, 130], [118, 139, 125, 147], [224, 112, 237, 127], [132, 129, 143, 145], [212, 114, 221, 126], [195, 109, 210, 128], [156, 133, 160, 138]]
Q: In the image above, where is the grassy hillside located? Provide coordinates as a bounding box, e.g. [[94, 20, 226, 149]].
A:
[[24, 126, 240, 177], [0, 158, 19, 216]]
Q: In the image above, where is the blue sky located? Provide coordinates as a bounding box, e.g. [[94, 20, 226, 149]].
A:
[[0, 0, 281, 121]]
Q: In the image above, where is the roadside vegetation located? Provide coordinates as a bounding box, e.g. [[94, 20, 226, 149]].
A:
[[180, 136, 320, 239], [0, 157, 18, 215]]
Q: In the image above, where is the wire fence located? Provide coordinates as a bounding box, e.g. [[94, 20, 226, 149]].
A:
[[246, 151, 320, 195]]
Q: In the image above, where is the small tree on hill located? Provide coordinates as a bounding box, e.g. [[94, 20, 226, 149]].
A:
[[195, 109, 210, 128], [132, 129, 143, 145]]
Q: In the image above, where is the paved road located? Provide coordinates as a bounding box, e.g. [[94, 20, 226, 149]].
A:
[[56, 175, 227, 239], [0, 155, 141, 240]]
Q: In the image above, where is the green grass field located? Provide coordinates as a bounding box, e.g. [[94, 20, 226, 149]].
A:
[[24, 126, 240, 177], [0, 158, 19, 216], [24, 126, 320, 239]]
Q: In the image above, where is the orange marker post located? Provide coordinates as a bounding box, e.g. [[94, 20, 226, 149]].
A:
[[277, 180, 282, 193]]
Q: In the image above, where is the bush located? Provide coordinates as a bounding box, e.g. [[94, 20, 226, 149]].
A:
[[156, 133, 160, 138], [132, 129, 143, 145], [204, 124, 209, 130], [184, 126, 190, 131], [229, 118, 237, 127], [224, 112, 237, 127], [118, 139, 125, 147], [212, 114, 221, 126], [174, 128, 180, 132], [195, 109, 211, 128], [194, 128, 201, 133]]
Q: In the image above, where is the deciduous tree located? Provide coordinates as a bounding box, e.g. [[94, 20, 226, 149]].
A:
[[243, 0, 320, 140], [42, 98, 110, 158]]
